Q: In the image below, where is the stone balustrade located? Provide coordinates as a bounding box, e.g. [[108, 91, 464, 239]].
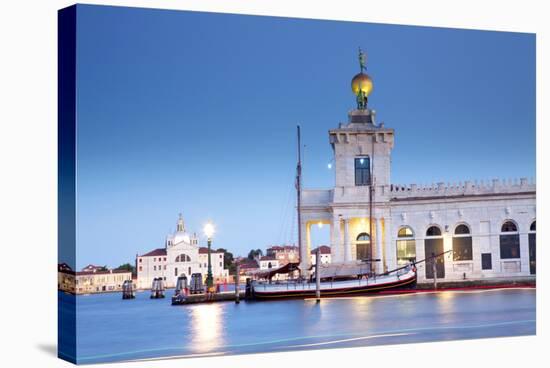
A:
[[389, 177, 536, 199]]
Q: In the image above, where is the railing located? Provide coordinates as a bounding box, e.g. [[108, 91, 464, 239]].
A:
[[390, 177, 535, 199], [256, 266, 414, 291], [301, 189, 333, 206]]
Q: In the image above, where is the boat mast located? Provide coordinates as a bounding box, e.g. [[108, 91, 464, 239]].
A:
[[369, 131, 375, 274], [296, 125, 303, 272]]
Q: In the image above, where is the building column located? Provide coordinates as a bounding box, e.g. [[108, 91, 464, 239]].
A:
[[519, 232, 529, 275], [299, 220, 311, 276], [375, 217, 383, 274], [385, 217, 396, 272], [331, 215, 343, 263], [344, 218, 351, 262]]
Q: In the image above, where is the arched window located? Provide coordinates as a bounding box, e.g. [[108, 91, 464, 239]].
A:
[[530, 221, 536, 232], [355, 232, 371, 260], [454, 224, 470, 235], [175, 254, 191, 263], [397, 226, 415, 265], [424, 225, 444, 279], [501, 221, 518, 232], [453, 224, 472, 261], [426, 226, 442, 237], [500, 221, 520, 259], [356, 233, 370, 242], [398, 226, 414, 237]]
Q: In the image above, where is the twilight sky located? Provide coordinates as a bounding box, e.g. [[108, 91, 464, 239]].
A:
[[74, 4, 535, 269]]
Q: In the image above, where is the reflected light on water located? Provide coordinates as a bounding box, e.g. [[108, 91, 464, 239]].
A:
[[435, 291, 457, 324], [188, 303, 224, 353]]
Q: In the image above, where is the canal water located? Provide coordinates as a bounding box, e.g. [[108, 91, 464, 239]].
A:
[[60, 288, 535, 364]]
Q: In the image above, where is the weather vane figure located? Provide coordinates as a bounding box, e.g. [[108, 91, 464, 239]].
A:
[[351, 48, 373, 110]]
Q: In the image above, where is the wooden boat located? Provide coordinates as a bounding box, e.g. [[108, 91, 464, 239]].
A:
[[248, 265, 417, 300]]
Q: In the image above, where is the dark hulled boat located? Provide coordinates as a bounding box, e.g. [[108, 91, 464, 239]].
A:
[[248, 264, 416, 300]]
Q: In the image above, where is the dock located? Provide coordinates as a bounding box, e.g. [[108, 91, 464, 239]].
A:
[[172, 291, 245, 305]]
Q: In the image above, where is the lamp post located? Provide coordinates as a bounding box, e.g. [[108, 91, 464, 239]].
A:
[[204, 222, 215, 290]]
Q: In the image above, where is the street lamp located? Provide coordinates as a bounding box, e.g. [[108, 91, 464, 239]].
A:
[[203, 221, 215, 290]]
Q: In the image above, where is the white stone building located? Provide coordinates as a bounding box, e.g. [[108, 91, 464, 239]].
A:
[[311, 246, 332, 265], [136, 214, 229, 289], [258, 256, 280, 270], [299, 53, 536, 284]]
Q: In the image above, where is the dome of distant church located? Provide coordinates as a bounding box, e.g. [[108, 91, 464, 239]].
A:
[[351, 72, 373, 97]]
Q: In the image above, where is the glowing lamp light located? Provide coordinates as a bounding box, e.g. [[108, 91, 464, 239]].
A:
[[360, 158, 365, 165], [203, 222, 215, 239], [317, 221, 323, 229], [327, 163, 332, 169]]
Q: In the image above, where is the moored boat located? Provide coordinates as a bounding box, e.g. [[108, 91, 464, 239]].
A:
[[248, 264, 416, 300]]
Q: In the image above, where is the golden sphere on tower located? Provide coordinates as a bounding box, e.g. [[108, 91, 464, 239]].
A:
[[351, 72, 373, 97]]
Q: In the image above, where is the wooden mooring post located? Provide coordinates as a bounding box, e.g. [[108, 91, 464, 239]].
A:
[[432, 252, 438, 290], [235, 265, 240, 304], [315, 248, 321, 303]]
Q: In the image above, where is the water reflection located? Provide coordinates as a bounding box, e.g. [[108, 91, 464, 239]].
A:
[[188, 303, 225, 353], [71, 289, 535, 364]]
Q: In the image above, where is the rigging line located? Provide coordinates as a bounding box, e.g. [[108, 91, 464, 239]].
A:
[[283, 181, 295, 245], [276, 178, 295, 245]]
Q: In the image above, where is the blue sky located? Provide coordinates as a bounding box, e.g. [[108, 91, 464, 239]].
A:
[[74, 4, 535, 269]]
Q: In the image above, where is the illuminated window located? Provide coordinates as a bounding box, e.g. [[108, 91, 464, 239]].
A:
[[397, 226, 416, 265], [354, 157, 371, 186], [453, 224, 472, 261], [356, 232, 371, 260]]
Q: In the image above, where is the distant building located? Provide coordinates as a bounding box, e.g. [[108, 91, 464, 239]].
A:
[[311, 245, 332, 265], [258, 255, 280, 270], [136, 214, 229, 289], [81, 264, 105, 273], [236, 258, 260, 275], [58, 263, 75, 293], [266, 245, 299, 265], [57, 263, 132, 294]]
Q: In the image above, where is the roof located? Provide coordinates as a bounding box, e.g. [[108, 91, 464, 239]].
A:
[[139, 248, 167, 257], [267, 245, 298, 252], [199, 247, 224, 254], [76, 269, 131, 276], [237, 259, 259, 269], [58, 263, 75, 275], [81, 264, 103, 271], [311, 245, 331, 255], [260, 256, 277, 261]]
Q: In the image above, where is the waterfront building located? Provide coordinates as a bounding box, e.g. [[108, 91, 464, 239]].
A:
[[57, 263, 132, 294], [259, 256, 280, 270], [299, 51, 536, 284], [236, 258, 260, 275], [311, 245, 332, 265], [136, 214, 229, 289], [265, 245, 299, 266], [58, 263, 75, 293], [81, 264, 106, 272]]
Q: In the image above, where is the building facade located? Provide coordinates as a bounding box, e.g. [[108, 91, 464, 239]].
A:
[[136, 214, 229, 289], [58, 263, 133, 294], [299, 52, 536, 284], [311, 245, 332, 265], [265, 245, 299, 266]]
